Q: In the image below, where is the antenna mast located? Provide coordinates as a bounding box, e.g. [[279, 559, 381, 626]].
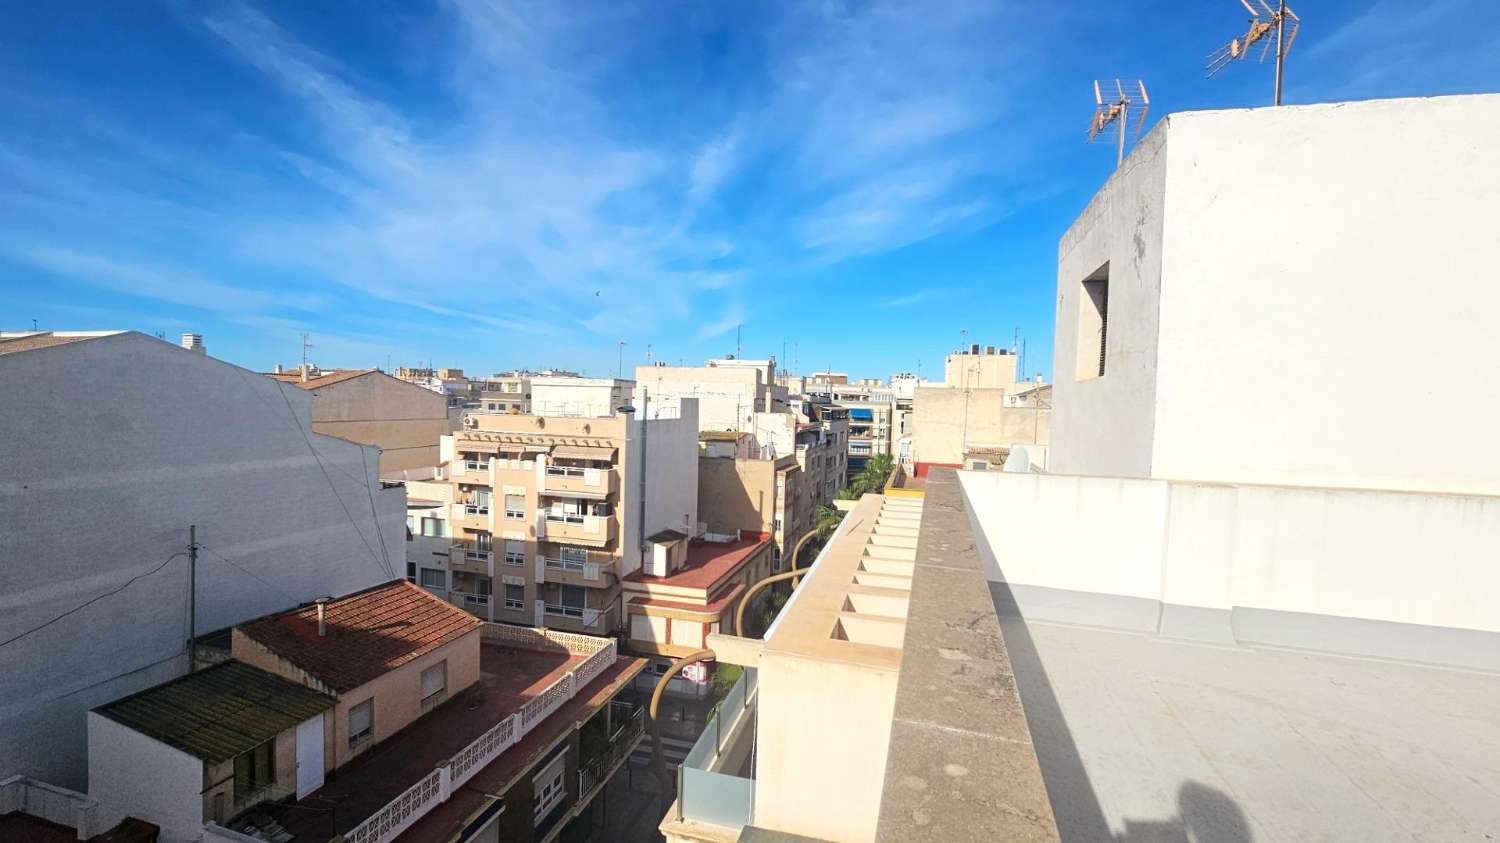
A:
[[1088, 79, 1150, 168], [1206, 0, 1301, 105]]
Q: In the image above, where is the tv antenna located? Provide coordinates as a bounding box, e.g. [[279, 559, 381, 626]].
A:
[[1088, 79, 1150, 167], [1206, 0, 1301, 105]]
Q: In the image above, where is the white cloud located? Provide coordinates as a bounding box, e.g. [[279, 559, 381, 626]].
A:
[[5, 245, 287, 314]]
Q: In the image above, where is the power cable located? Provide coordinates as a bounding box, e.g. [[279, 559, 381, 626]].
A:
[[0, 552, 187, 650], [271, 379, 396, 581], [359, 446, 398, 580], [198, 543, 305, 605]]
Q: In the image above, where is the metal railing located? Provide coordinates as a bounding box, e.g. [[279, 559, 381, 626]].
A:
[[579, 705, 645, 800], [544, 556, 586, 572], [343, 627, 617, 843]]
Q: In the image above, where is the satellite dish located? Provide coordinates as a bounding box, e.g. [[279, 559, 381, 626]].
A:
[[1003, 448, 1032, 473]]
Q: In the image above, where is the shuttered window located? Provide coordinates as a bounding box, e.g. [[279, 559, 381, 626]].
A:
[[420, 661, 447, 710], [349, 700, 373, 747]]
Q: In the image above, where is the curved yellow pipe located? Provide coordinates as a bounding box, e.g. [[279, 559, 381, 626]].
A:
[[733, 529, 820, 638], [648, 649, 716, 805]]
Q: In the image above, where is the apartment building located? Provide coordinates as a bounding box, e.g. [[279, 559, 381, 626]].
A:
[[438, 401, 698, 635], [910, 384, 1050, 472], [943, 344, 1019, 392], [473, 371, 532, 414], [87, 581, 646, 843], [697, 432, 808, 569], [634, 358, 779, 433], [529, 375, 634, 418], [0, 330, 400, 791], [265, 368, 449, 474], [620, 533, 773, 692]]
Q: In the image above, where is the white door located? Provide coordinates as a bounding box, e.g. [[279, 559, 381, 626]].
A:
[[295, 714, 325, 798]]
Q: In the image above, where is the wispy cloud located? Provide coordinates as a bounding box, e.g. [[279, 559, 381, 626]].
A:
[[5, 245, 290, 314], [882, 287, 948, 308]]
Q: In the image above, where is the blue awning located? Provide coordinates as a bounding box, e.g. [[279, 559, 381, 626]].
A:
[[849, 408, 873, 420]]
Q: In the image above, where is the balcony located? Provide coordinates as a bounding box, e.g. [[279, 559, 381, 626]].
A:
[[541, 554, 612, 585], [578, 701, 645, 802], [450, 542, 492, 575], [543, 603, 609, 633], [453, 458, 492, 482], [541, 513, 616, 548], [543, 465, 619, 499], [452, 501, 491, 532], [448, 590, 493, 620]]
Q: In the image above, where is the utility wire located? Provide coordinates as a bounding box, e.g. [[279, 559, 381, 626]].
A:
[[271, 378, 396, 581], [359, 446, 397, 580], [0, 552, 187, 650], [198, 543, 305, 605]]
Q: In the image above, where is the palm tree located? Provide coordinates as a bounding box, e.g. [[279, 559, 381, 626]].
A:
[[815, 504, 845, 538]]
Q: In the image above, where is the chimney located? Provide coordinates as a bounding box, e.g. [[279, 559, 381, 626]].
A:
[[301, 363, 310, 383], [274, 363, 284, 374], [180, 333, 206, 354], [315, 597, 330, 636]]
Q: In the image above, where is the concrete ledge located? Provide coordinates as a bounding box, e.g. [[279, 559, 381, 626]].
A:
[[874, 470, 1060, 843], [993, 581, 1500, 674]]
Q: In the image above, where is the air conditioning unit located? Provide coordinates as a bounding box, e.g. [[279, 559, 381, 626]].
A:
[[464, 417, 478, 428]]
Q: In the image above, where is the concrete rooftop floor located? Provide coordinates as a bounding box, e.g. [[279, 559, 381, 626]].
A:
[[994, 586, 1500, 842]]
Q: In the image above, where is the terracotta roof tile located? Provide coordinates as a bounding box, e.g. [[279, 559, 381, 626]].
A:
[[623, 536, 770, 591], [238, 581, 482, 694]]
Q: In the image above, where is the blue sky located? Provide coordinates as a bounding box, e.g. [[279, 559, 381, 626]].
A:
[[3, 1, 1497, 380]]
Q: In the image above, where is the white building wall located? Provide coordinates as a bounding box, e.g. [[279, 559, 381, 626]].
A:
[[530, 377, 632, 418], [619, 399, 700, 579], [0, 333, 400, 788], [87, 712, 204, 843], [960, 470, 1500, 670], [1051, 117, 1168, 478], [1054, 94, 1500, 495], [1151, 95, 1500, 495]]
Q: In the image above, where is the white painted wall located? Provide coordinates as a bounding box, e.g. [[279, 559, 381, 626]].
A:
[[1054, 94, 1500, 495], [1050, 119, 1168, 478], [0, 333, 400, 788], [619, 399, 700, 579], [530, 377, 632, 418], [87, 712, 204, 843], [959, 470, 1500, 635]]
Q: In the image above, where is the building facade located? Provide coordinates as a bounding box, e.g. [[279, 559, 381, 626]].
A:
[[1052, 93, 1500, 494], [266, 368, 449, 474], [0, 331, 401, 790], [437, 402, 699, 635]]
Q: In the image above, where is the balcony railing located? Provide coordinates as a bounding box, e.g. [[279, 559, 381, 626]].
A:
[[453, 543, 492, 562], [546, 512, 586, 525], [463, 503, 490, 516], [579, 704, 645, 801], [544, 556, 586, 572], [343, 627, 618, 843]]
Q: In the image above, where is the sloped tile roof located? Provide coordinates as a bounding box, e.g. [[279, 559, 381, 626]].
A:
[[93, 661, 336, 763], [237, 581, 482, 693]]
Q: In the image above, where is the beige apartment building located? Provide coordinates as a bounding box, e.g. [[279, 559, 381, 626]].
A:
[[943, 343, 1019, 391], [474, 371, 532, 414], [697, 432, 809, 569], [266, 368, 449, 473], [910, 384, 1051, 471], [436, 402, 698, 635], [634, 358, 779, 433]]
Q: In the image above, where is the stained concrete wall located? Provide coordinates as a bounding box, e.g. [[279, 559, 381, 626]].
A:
[[0, 332, 401, 788], [910, 387, 1051, 466], [304, 372, 448, 475], [1053, 94, 1500, 495], [959, 469, 1500, 670], [1051, 117, 1168, 478]]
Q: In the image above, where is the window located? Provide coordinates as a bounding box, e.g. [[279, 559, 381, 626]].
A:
[[420, 661, 447, 711], [532, 752, 567, 826], [1077, 262, 1110, 380], [406, 562, 416, 582], [233, 739, 275, 803], [505, 583, 525, 610], [349, 700, 373, 748], [505, 539, 526, 566], [419, 568, 446, 589], [504, 494, 526, 520], [421, 516, 444, 537], [559, 585, 587, 610]]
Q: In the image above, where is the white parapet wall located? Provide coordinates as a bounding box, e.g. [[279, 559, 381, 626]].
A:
[[960, 470, 1500, 671]]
